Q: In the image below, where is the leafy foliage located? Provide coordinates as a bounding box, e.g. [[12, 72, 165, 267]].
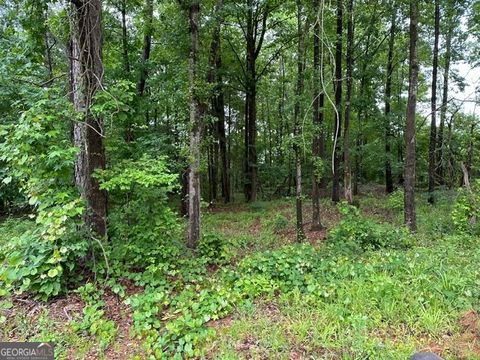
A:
[[329, 202, 412, 251], [73, 283, 117, 352], [0, 95, 89, 299], [197, 232, 231, 265], [451, 180, 480, 235], [387, 188, 404, 210]]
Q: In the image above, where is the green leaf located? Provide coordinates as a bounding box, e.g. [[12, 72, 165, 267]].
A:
[[47, 268, 58, 278]]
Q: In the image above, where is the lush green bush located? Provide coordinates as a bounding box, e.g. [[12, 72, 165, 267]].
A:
[[387, 189, 404, 210], [0, 229, 88, 300], [267, 213, 289, 234], [0, 96, 89, 299], [451, 181, 480, 235], [198, 232, 230, 265], [98, 155, 182, 270], [329, 202, 412, 251]]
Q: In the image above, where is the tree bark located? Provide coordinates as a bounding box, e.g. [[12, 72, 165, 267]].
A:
[[404, 0, 419, 232], [207, 128, 218, 201], [43, 9, 54, 81], [244, 0, 257, 202], [446, 115, 455, 188], [428, 0, 440, 204], [332, 0, 343, 203], [466, 122, 475, 177], [208, 0, 230, 203], [120, 0, 130, 73], [384, 9, 396, 194], [70, 0, 107, 237], [294, 0, 306, 242], [137, 0, 153, 96], [343, 0, 354, 204], [437, 23, 453, 184], [186, 0, 202, 248], [311, 0, 325, 231], [242, 0, 270, 202]]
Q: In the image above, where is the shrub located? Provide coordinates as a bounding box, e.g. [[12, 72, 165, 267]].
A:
[[387, 189, 404, 210], [73, 283, 117, 351], [198, 233, 230, 265], [267, 213, 289, 234], [451, 181, 480, 235], [0, 97, 91, 299], [0, 225, 89, 300], [329, 202, 411, 251], [98, 155, 182, 270], [248, 201, 269, 213]]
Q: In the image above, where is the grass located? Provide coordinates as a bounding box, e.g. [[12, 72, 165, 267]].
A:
[[1, 189, 480, 359]]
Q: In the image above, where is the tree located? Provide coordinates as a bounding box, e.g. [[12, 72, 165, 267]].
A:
[[229, 0, 280, 202], [137, 0, 154, 97], [181, 0, 202, 248], [69, 0, 107, 238], [437, 13, 454, 184], [118, 0, 130, 73], [404, 0, 419, 232], [208, 0, 230, 203], [428, 0, 440, 204], [311, 0, 325, 231], [294, 0, 306, 242], [384, 7, 396, 194], [243, 0, 271, 202], [343, 0, 354, 204], [332, 0, 343, 203]]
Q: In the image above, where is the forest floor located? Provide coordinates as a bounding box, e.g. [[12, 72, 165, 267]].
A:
[[1, 187, 480, 359]]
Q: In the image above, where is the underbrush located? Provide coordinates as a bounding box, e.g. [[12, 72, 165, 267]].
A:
[[1, 191, 479, 359], [210, 235, 480, 359]]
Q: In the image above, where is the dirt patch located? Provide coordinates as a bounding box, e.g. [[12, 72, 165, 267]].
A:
[[207, 314, 234, 330], [251, 217, 262, 236], [101, 289, 141, 360], [420, 310, 480, 359], [453, 310, 480, 358], [118, 278, 144, 297], [235, 334, 261, 354], [305, 228, 328, 245], [282, 204, 340, 244], [47, 293, 85, 323]]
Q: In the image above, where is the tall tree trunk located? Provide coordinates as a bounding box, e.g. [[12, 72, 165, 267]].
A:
[[311, 0, 325, 231], [186, 0, 202, 248], [207, 128, 218, 201], [70, 0, 107, 237], [343, 0, 354, 204], [244, 1, 258, 202], [384, 9, 396, 194], [294, 0, 306, 242], [466, 122, 475, 177], [446, 115, 455, 188], [227, 96, 233, 201], [404, 0, 419, 232], [354, 70, 366, 196], [137, 0, 153, 96], [208, 0, 230, 203], [43, 9, 54, 81], [428, 0, 440, 204], [242, 0, 270, 202], [120, 0, 130, 73], [332, 0, 343, 203], [180, 168, 189, 217], [437, 24, 453, 184]]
